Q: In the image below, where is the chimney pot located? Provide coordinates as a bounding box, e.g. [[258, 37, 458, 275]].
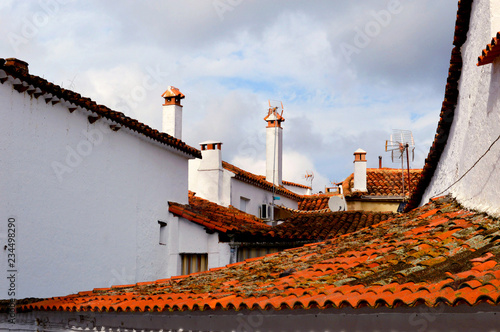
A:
[[353, 149, 367, 192], [379, 156, 382, 169], [197, 140, 223, 204], [162, 86, 184, 139]]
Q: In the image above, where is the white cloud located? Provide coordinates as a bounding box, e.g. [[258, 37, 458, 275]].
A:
[[231, 151, 330, 193], [0, 1, 459, 185], [282, 151, 330, 192]]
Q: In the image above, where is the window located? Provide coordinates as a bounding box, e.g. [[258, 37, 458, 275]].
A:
[[240, 197, 250, 213], [237, 247, 280, 262], [181, 254, 208, 275], [158, 221, 167, 245], [259, 204, 273, 220]]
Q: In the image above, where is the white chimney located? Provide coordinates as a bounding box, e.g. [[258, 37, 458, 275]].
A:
[[264, 107, 285, 186], [197, 141, 223, 204], [353, 148, 367, 192], [162, 86, 184, 139]]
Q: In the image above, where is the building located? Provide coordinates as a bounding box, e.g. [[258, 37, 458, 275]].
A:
[[8, 1, 500, 330], [0, 57, 313, 299], [303, 149, 423, 213], [188, 104, 310, 220], [340, 149, 422, 212], [0, 58, 201, 298], [12, 195, 500, 331], [166, 191, 394, 275], [407, 0, 500, 215]]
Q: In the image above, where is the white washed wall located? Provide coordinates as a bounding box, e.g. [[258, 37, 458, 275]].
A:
[[165, 215, 231, 277], [283, 184, 310, 196], [0, 79, 190, 298], [190, 158, 298, 215], [422, 0, 500, 216], [230, 180, 298, 218]]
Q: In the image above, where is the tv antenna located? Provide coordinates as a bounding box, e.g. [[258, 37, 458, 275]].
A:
[[385, 129, 415, 198], [304, 171, 314, 189], [268, 100, 284, 116]]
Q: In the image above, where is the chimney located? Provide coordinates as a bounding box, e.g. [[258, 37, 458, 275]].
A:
[[264, 106, 285, 186], [197, 141, 223, 204], [353, 149, 367, 192], [379, 156, 382, 169], [162, 86, 185, 140]]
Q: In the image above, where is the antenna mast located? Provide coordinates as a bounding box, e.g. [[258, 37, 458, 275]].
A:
[[304, 171, 314, 191], [385, 129, 415, 198]]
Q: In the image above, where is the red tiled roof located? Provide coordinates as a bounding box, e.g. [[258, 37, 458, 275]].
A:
[[169, 192, 271, 236], [297, 194, 331, 211], [477, 31, 500, 66], [222, 161, 301, 201], [23, 195, 500, 313], [170, 192, 391, 242], [342, 168, 422, 198], [269, 209, 395, 241], [0, 58, 201, 159], [406, 0, 473, 210]]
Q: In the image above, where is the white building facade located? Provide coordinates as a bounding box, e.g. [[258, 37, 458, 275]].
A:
[[188, 105, 306, 219], [421, 0, 500, 216], [0, 59, 200, 298]]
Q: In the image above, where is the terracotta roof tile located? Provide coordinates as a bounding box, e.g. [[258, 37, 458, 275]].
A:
[[271, 210, 395, 241], [477, 31, 500, 66], [23, 195, 500, 314], [406, 0, 473, 210], [222, 161, 301, 201], [297, 194, 331, 211], [168, 192, 271, 237], [0, 58, 201, 159], [170, 192, 395, 242], [342, 168, 422, 198]]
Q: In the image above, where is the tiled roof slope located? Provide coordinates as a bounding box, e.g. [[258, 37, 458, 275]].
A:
[[169, 192, 270, 236], [169, 192, 393, 242], [269, 210, 395, 241], [342, 168, 422, 198], [222, 161, 301, 201], [23, 195, 500, 313], [297, 194, 331, 211], [406, 0, 473, 211], [477, 31, 500, 66], [0, 58, 201, 158]]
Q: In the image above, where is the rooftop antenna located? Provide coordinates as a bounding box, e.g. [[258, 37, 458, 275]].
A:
[[385, 129, 415, 198], [304, 170, 314, 190]]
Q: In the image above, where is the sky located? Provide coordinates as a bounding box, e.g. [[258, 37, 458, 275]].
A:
[[1, 0, 459, 192]]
